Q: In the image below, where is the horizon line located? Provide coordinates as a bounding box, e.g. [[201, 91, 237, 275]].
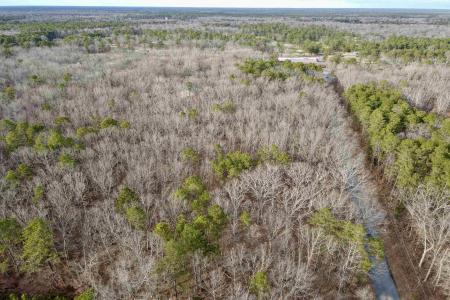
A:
[[1, 5, 449, 10]]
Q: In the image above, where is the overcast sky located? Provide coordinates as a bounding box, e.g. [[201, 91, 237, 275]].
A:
[[1, 0, 449, 9]]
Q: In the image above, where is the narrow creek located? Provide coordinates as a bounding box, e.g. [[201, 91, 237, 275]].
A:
[[330, 75, 401, 300]]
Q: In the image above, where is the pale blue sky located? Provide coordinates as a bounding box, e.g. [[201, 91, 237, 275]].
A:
[[0, 0, 449, 9]]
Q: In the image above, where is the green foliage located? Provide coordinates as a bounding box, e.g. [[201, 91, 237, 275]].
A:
[[188, 108, 199, 120], [32, 184, 45, 204], [119, 120, 130, 129], [74, 288, 95, 300], [7, 294, 67, 300], [2, 86, 16, 102], [212, 100, 237, 113], [309, 208, 374, 272], [0, 218, 22, 273], [155, 177, 228, 281], [76, 126, 98, 138], [1, 120, 45, 152], [240, 211, 252, 227], [62, 73, 72, 82], [345, 82, 449, 189], [47, 130, 74, 151], [212, 145, 254, 180], [2, 45, 13, 57], [154, 222, 173, 241], [181, 147, 201, 164], [368, 237, 385, 259], [54, 116, 70, 127], [125, 206, 147, 230], [115, 186, 139, 213], [175, 176, 211, 212], [258, 145, 291, 166], [21, 218, 58, 273], [29, 74, 44, 86], [4, 163, 32, 187], [41, 102, 53, 111], [100, 117, 119, 129], [249, 271, 271, 297], [239, 58, 323, 82], [185, 81, 194, 92], [59, 153, 77, 168]]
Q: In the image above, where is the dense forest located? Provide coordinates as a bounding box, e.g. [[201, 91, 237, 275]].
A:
[[0, 7, 448, 300]]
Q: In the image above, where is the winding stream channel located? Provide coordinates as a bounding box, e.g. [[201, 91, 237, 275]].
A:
[[331, 75, 401, 300]]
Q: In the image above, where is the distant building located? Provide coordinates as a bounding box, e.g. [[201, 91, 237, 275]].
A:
[[278, 56, 325, 65]]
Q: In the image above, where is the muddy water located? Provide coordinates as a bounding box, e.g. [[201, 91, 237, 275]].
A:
[[346, 172, 400, 300]]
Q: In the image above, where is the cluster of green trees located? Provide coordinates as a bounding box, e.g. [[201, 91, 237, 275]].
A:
[[3, 19, 448, 63], [309, 208, 384, 272], [115, 187, 148, 230], [238, 23, 450, 63], [152, 142, 291, 294], [360, 36, 450, 63], [0, 20, 123, 50], [5, 287, 94, 300], [0, 217, 58, 274], [154, 176, 228, 280], [239, 23, 357, 54], [238, 58, 324, 82], [212, 144, 292, 181], [345, 82, 449, 188], [0, 120, 44, 152]]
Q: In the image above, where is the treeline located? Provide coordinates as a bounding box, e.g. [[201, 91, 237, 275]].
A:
[[2, 20, 449, 63], [344, 82, 449, 188], [0, 20, 124, 49], [238, 58, 324, 82]]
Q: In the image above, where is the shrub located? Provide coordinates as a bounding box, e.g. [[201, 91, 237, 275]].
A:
[[21, 218, 58, 273], [2, 121, 44, 152], [212, 145, 254, 180], [5, 163, 32, 187], [181, 147, 201, 163], [76, 126, 98, 138], [369, 237, 385, 259], [54, 116, 70, 127], [258, 145, 291, 166], [175, 176, 211, 212], [100, 117, 119, 129], [115, 186, 139, 213], [33, 134, 48, 153], [240, 211, 252, 227], [59, 153, 77, 168], [125, 206, 147, 230], [119, 120, 130, 129], [309, 208, 373, 272], [249, 271, 271, 297], [47, 130, 74, 150], [0, 218, 22, 273], [29, 74, 44, 85], [41, 103, 53, 111], [188, 108, 199, 120], [32, 185, 45, 204], [212, 100, 237, 113], [154, 222, 173, 241], [62, 73, 72, 82], [2, 86, 16, 102], [74, 288, 95, 300], [206, 204, 228, 239]]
